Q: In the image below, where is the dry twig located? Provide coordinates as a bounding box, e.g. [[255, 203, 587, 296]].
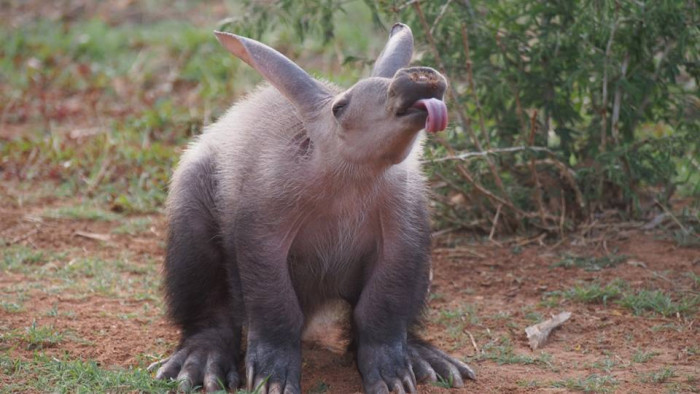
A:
[[525, 311, 572, 350], [489, 204, 502, 241], [74, 231, 111, 242], [464, 329, 480, 355], [426, 146, 555, 163]]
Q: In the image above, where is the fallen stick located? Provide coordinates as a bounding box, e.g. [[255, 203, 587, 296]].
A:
[[464, 329, 480, 355], [74, 231, 111, 242], [525, 311, 572, 350]]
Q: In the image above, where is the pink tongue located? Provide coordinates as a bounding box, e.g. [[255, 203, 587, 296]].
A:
[[412, 98, 448, 133]]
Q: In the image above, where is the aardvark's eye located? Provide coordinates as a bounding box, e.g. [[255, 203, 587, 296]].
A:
[[332, 100, 348, 117]]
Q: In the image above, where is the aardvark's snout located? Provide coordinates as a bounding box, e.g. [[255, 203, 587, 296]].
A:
[[390, 67, 448, 133]]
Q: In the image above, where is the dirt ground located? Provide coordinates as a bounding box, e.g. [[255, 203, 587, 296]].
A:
[[1, 195, 698, 393]]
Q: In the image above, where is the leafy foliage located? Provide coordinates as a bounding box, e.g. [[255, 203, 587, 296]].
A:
[[230, 0, 700, 235]]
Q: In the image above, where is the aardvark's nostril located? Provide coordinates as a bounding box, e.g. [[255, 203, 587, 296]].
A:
[[389, 67, 447, 112], [407, 69, 441, 84]]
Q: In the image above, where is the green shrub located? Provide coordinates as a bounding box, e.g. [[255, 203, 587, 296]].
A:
[[231, 0, 699, 235]]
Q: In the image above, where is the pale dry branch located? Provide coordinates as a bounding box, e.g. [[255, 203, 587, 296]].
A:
[[654, 199, 690, 234], [426, 146, 555, 163], [433, 135, 524, 217], [429, 0, 454, 37], [464, 329, 480, 355], [525, 311, 572, 350], [74, 231, 111, 242], [600, 6, 619, 152], [610, 54, 629, 144], [489, 204, 501, 241]]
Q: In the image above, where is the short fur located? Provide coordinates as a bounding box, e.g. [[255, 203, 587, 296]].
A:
[[157, 23, 475, 393]]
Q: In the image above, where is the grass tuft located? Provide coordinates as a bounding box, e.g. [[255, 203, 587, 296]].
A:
[[550, 374, 618, 392], [553, 253, 627, 272], [1, 244, 59, 272], [632, 349, 660, 363], [472, 336, 553, 367], [112, 217, 155, 235], [0, 352, 178, 392], [0, 301, 24, 313], [562, 280, 625, 305], [11, 321, 65, 350], [43, 205, 122, 221], [639, 366, 677, 384], [619, 290, 699, 317], [547, 279, 698, 317]]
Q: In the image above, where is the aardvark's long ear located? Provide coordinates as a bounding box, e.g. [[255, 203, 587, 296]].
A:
[[371, 23, 414, 78], [214, 31, 330, 116]]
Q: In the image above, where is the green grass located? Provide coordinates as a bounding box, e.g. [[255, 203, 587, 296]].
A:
[[438, 303, 480, 326], [539, 293, 562, 308], [112, 216, 155, 235], [544, 279, 698, 317], [429, 291, 446, 302], [1, 244, 67, 274], [0, 352, 178, 393], [1, 244, 161, 302], [516, 379, 543, 388], [471, 336, 554, 367], [619, 290, 699, 317], [588, 356, 620, 373], [1, 18, 242, 106], [3, 126, 178, 214], [550, 374, 618, 392], [0, 286, 29, 314], [560, 280, 626, 305], [523, 310, 543, 322], [431, 375, 455, 389], [57, 256, 161, 300], [0, 301, 24, 313], [1, 322, 97, 353], [553, 253, 627, 271], [687, 271, 700, 288], [491, 311, 513, 320], [632, 349, 660, 363], [43, 205, 122, 221], [0, 321, 64, 351], [0, 17, 224, 215], [434, 303, 480, 348], [638, 366, 677, 384]]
